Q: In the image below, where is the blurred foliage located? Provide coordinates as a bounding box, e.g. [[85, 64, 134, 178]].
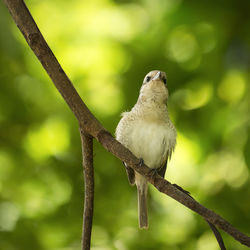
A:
[[0, 0, 250, 249]]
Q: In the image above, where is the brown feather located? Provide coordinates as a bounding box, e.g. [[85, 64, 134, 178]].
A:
[[123, 162, 135, 185]]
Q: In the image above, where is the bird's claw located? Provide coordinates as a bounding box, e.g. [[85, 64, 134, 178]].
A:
[[147, 168, 158, 178], [137, 158, 144, 167]]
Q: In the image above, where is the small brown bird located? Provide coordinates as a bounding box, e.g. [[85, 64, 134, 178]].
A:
[[116, 70, 177, 229]]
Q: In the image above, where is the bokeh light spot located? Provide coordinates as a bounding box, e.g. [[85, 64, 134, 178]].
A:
[[81, 75, 124, 116], [38, 224, 71, 249], [167, 132, 201, 187], [152, 188, 196, 244], [82, 4, 149, 42], [167, 26, 199, 63], [24, 118, 70, 160], [218, 70, 246, 103], [0, 202, 20, 231], [115, 227, 137, 246], [195, 22, 216, 53], [200, 151, 249, 193], [62, 41, 130, 77], [172, 80, 213, 110], [18, 171, 72, 218], [143, 0, 182, 16]]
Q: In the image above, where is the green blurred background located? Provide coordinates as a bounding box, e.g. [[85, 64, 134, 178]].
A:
[[0, 0, 250, 249]]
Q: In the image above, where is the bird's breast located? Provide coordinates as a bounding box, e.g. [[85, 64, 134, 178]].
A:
[[128, 120, 176, 169]]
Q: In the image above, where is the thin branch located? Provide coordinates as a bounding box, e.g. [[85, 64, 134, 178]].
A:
[[80, 127, 94, 250], [172, 184, 226, 250], [3, 0, 250, 248], [208, 221, 226, 250]]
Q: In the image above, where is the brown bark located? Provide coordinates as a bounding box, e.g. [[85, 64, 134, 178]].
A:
[[80, 128, 94, 250], [3, 0, 250, 247]]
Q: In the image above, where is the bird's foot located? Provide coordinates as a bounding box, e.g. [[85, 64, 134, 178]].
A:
[[137, 158, 144, 167], [147, 168, 158, 179]]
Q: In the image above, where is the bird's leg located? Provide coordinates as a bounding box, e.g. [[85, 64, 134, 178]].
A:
[[136, 158, 157, 178]]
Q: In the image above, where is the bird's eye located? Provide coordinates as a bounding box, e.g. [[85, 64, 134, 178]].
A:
[[163, 77, 167, 85], [146, 76, 151, 82]]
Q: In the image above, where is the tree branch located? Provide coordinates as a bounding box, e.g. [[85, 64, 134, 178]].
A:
[[172, 184, 226, 250], [80, 127, 94, 250], [3, 0, 250, 248]]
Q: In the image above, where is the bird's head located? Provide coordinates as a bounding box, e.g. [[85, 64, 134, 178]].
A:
[[139, 70, 169, 104]]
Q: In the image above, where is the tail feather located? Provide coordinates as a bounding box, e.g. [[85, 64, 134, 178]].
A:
[[137, 184, 148, 229]]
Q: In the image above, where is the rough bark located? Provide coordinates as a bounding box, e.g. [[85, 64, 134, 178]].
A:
[[3, 0, 250, 247]]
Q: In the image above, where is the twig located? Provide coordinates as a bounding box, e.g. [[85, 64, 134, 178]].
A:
[[3, 0, 250, 247], [207, 221, 226, 250], [172, 184, 226, 250], [80, 127, 94, 250]]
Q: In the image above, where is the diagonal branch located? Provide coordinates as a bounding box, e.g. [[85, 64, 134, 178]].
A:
[[80, 127, 94, 250], [3, 0, 250, 248], [97, 133, 250, 247]]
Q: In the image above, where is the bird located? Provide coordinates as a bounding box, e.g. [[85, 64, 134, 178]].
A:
[[115, 70, 177, 229]]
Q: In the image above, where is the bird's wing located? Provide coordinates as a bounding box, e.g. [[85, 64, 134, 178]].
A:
[[123, 162, 135, 185], [157, 153, 169, 178], [157, 161, 167, 178]]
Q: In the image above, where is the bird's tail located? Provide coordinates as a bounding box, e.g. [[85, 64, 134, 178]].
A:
[[137, 183, 148, 229]]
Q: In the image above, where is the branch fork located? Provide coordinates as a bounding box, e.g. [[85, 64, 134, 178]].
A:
[[3, 0, 250, 249]]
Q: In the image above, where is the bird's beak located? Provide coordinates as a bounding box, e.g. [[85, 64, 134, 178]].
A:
[[152, 71, 161, 81]]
